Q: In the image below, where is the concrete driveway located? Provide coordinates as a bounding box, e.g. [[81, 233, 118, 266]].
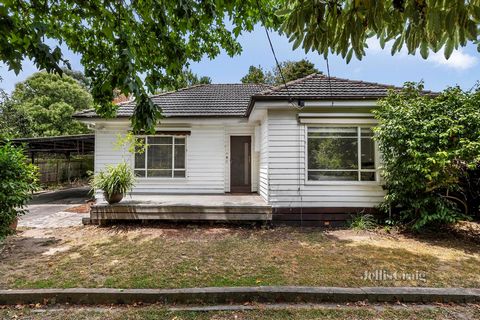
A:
[[20, 187, 92, 228]]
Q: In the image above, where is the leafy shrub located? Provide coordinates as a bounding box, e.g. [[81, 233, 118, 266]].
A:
[[90, 162, 135, 198], [374, 83, 480, 230], [349, 214, 377, 231], [0, 143, 39, 238]]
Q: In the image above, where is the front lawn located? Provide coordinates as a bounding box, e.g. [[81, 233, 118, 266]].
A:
[[0, 224, 479, 289]]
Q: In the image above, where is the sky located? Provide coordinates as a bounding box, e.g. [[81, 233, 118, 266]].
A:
[[1, 25, 479, 93]]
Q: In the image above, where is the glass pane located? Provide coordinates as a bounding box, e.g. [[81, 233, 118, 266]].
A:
[[361, 137, 375, 169], [174, 170, 186, 178], [308, 171, 358, 181], [174, 145, 185, 169], [308, 137, 358, 170], [308, 127, 357, 137], [147, 170, 171, 177], [361, 172, 376, 181], [147, 145, 172, 169], [148, 136, 172, 144], [361, 128, 374, 137], [134, 138, 146, 169], [175, 137, 185, 145], [134, 170, 145, 177], [134, 150, 145, 169]]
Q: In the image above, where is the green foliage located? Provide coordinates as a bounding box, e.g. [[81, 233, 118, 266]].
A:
[[160, 69, 212, 92], [0, 0, 280, 133], [114, 132, 147, 155], [61, 67, 91, 90], [91, 162, 135, 198], [241, 59, 320, 85], [0, 143, 39, 238], [0, 87, 31, 138], [374, 83, 480, 230], [349, 214, 377, 231], [241, 65, 271, 84], [278, 1, 480, 62], [10, 71, 93, 137], [272, 59, 320, 84]]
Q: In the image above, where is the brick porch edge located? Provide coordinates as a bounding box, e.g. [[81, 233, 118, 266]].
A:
[[0, 287, 479, 305]]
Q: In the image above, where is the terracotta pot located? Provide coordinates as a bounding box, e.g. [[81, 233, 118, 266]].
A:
[[9, 217, 18, 231], [104, 192, 123, 205]]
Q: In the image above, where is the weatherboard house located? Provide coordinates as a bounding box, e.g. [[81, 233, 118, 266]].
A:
[[76, 73, 399, 225]]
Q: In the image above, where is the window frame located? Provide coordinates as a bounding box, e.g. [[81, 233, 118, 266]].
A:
[[305, 125, 379, 185], [134, 135, 187, 179]]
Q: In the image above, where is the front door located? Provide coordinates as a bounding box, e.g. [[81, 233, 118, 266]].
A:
[[230, 136, 251, 193]]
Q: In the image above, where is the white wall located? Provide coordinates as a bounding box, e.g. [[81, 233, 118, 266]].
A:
[[265, 110, 385, 208], [258, 116, 269, 202], [94, 120, 257, 197]]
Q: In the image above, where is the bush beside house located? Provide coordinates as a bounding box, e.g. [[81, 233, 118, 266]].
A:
[[374, 83, 480, 230], [0, 143, 39, 238]]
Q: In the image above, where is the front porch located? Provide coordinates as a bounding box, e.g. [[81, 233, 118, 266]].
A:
[[87, 194, 272, 224]]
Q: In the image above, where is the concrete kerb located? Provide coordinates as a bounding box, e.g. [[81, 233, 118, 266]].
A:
[[0, 287, 479, 306]]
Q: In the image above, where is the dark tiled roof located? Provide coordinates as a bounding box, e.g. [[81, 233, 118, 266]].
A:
[[253, 73, 434, 99], [75, 84, 271, 118], [75, 74, 436, 119]]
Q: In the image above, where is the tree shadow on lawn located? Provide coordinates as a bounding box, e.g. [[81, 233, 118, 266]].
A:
[[398, 223, 480, 256]]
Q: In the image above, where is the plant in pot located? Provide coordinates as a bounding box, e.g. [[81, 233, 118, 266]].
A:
[[91, 162, 135, 204]]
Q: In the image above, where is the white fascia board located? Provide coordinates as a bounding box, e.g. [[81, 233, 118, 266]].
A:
[[88, 117, 250, 128], [248, 100, 378, 118], [303, 100, 378, 107], [298, 113, 374, 118], [299, 118, 378, 124]]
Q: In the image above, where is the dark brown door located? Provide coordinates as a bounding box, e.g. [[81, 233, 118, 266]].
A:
[[230, 136, 251, 193]]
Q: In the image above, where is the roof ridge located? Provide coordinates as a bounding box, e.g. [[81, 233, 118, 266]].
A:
[[207, 83, 270, 86], [255, 72, 321, 96], [316, 74, 435, 94]]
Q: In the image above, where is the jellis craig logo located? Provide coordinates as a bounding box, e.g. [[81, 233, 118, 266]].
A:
[[362, 270, 427, 282]]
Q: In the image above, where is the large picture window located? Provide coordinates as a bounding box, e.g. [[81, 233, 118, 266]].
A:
[[307, 127, 376, 182], [134, 136, 186, 178]]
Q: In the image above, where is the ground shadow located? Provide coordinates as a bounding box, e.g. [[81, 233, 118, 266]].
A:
[[29, 186, 92, 205]]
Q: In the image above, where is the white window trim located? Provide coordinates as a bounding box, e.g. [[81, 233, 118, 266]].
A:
[[304, 125, 380, 186], [134, 135, 187, 180]]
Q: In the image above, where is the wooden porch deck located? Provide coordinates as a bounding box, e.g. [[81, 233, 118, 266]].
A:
[[87, 194, 272, 224]]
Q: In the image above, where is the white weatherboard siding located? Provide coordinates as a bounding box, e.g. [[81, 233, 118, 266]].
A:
[[266, 110, 385, 208], [94, 121, 257, 197], [258, 116, 269, 202]]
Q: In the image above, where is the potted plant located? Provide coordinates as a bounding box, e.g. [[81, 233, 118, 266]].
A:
[[91, 162, 135, 204]]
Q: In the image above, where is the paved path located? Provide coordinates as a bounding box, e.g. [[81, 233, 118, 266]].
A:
[[20, 187, 91, 229]]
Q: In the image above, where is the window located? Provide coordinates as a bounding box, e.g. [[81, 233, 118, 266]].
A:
[[307, 127, 376, 182], [134, 136, 186, 178]]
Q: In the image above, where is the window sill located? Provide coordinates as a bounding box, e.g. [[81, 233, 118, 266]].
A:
[[304, 180, 382, 186], [136, 177, 188, 182]]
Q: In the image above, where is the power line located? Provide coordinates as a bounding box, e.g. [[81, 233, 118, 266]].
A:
[[325, 55, 335, 107], [255, 0, 292, 98]]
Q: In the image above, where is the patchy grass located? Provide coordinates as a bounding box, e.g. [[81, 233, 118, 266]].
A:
[[1, 304, 479, 320], [0, 224, 479, 289]]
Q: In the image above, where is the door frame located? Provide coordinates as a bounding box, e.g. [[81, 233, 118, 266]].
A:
[[226, 134, 253, 193]]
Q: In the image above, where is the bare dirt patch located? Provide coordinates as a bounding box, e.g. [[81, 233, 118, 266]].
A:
[[64, 200, 95, 214]]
